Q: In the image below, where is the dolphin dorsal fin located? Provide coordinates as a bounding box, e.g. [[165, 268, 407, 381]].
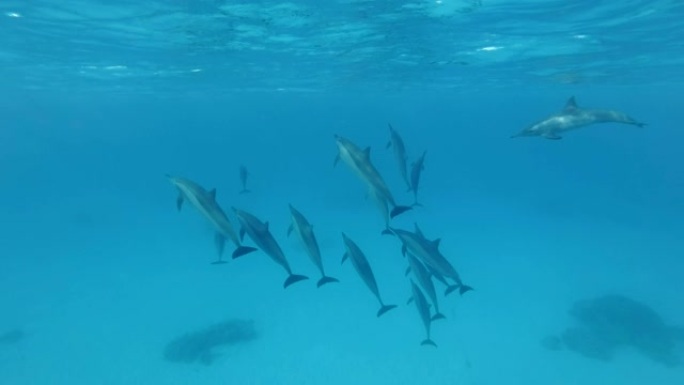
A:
[[432, 238, 441, 249], [364, 147, 371, 159], [209, 188, 217, 200], [563, 96, 578, 112]]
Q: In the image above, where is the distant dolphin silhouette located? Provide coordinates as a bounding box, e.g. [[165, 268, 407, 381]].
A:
[[511, 96, 646, 140]]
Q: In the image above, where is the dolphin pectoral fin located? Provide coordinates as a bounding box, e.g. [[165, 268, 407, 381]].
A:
[[390, 205, 412, 218], [386, 141, 392, 149], [284, 274, 309, 288], [232, 246, 257, 259], [377, 304, 397, 317], [380, 228, 393, 235], [208, 188, 217, 200], [543, 133, 562, 140], [406, 296, 414, 305], [421, 339, 438, 348], [341, 252, 349, 264], [176, 193, 184, 211], [333, 154, 340, 167], [239, 227, 246, 242], [239, 189, 251, 194], [214, 233, 226, 257], [286, 223, 294, 237], [316, 276, 339, 288], [401, 245, 407, 257], [404, 266, 411, 276]]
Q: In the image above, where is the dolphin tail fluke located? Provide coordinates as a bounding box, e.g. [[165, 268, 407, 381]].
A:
[[445, 285, 460, 296], [459, 284, 474, 295], [239, 189, 251, 194], [316, 276, 340, 288], [377, 304, 397, 317], [380, 228, 393, 236], [421, 339, 438, 348], [210, 259, 228, 265], [284, 274, 309, 288], [232, 246, 258, 259], [390, 205, 412, 218], [431, 313, 446, 321]]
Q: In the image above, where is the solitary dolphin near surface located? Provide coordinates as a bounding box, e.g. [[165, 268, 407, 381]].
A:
[[334, 135, 412, 222], [287, 204, 339, 288], [410, 280, 438, 347], [389, 224, 473, 296], [386, 123, 411, 191], [511, 96, 646, 140], [233, 207, 309, 288], [341, 233, 397, 317], [166, 175, 257, 263]]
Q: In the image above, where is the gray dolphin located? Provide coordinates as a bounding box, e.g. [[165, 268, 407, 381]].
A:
[[511, 96, 646, 140], [232, 207, 309, 288], [334, 135, 412, 223], [287, 204, 339, 288], [406, 252, 445, 320], [386, 123, 411, 191], [166, 175, 257, 263], [239, 165, 250, 194], [410, 280, 438, 347], [408, 150, 427, 207], [389, 224, 473, 296], [341, 233, 397, 317]]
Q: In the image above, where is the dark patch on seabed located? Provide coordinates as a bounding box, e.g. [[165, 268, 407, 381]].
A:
[[542, 294, 684, 368], [163, 319, 258, 365], [0, 329, 26, 345]]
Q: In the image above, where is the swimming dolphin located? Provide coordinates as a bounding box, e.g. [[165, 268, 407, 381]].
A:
[[287, 204, 339, 288], [232, 207, 309, 288], [406, 252, 445, 320], [386, 123, 411, 191], [410, 280, 438, 347], [389, 224, 473, 296], [341, 233, 397, 317], [408, 150, 427, 207], [166, 175, 257, 263], [239, 165, 250, 194], [334, 135, 412, 223], [511, 96, 646, 140]]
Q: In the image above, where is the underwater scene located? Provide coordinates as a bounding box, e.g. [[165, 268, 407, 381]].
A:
[[1, 1, 683, 384]]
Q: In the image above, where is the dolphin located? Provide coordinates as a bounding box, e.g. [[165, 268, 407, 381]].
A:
[[287, 204, 339, 288], [410, 280, 438, 347], [166, 175, 257, 263], [389, 224, 473, 296], [406, 252, 445, 320], [232, 207, 309, 288], [408, 150, 427, 207], [239, 165, 250, 194], [333, 135, 412, 223], [341, 233, 397, 317], [511, 96, 646, 140], [386, 123, 411, 191]]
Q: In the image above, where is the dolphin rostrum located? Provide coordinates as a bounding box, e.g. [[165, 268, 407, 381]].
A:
[[233, 207, 309, 288], [287, 204, 339, 288], [511, 96, 646, 140], [389, 224, 473, 296], [166, 175, 257, 263], [341, 233, 397, 317], [410, 280, 438, 347], [334, 135, 412, 224], [408, 150, 427, 207], [386, 123, 411, 191]]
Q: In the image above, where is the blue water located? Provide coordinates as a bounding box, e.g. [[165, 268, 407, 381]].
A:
[[1, 1, 683, 384]]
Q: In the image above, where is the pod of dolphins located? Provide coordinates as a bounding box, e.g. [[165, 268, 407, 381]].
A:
[[167, 97, 645, 347]]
